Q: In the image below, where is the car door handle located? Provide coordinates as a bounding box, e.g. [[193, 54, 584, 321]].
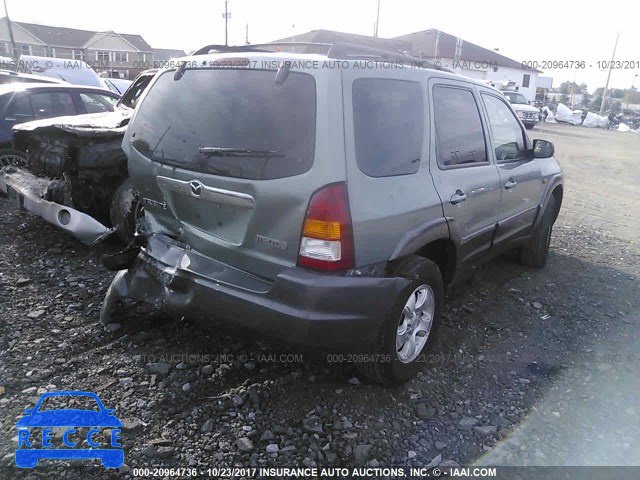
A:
[[450, 190, 468, 205], [504, 180, 518, 190]]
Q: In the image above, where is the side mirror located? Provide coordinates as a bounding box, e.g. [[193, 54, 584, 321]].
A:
[[532, 139, 555, 158]]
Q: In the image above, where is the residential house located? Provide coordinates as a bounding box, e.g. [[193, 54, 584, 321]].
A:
[[0, 17, 162, 79]]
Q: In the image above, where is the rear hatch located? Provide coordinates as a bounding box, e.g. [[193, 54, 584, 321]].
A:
[[124, 63, 323, 280]]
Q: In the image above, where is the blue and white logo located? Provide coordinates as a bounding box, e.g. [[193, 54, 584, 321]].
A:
[[15, 391, 124, 468]]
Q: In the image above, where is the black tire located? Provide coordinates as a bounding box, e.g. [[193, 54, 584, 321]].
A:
[[357, 255, 444, 385], [520, 195, 556, 268], [109, 179, 139, 245], [0, 148, 27, 168], [525, 123, 536, 130]]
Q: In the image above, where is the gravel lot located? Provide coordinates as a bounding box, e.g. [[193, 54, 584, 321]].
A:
[[1, 122, 639, 478]]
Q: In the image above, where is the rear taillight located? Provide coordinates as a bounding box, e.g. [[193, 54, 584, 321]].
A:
[[298, 183, 354, 271]]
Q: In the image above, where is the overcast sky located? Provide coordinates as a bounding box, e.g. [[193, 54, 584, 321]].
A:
[[6, 0, 640, 92]]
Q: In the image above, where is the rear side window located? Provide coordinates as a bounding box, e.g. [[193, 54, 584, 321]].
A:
[[131, 69, 316, 180], [352, 79, 423, 177], [30, 91, 76, 118], [433, 86, 487, 167]]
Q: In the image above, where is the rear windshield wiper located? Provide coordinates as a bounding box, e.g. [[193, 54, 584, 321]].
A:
[[198, 147, 283, 157]]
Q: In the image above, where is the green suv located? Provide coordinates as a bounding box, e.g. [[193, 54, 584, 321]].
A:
[[100, 43, 563, 384]]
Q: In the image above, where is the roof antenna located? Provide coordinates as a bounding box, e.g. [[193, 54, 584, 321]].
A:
[[174, 60, 187, 81], [374, 0, 381, 37], [275, 61, 291, 84]]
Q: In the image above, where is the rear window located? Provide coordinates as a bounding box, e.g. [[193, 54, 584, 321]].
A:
[[352, 79, 423, 177], [131, 69, 317, 180]]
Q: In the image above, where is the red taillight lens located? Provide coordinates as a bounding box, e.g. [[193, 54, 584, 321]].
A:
[[298, 183, 354, 271]]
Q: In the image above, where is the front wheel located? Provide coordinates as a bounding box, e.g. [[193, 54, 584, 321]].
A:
[[0, 148, 27, 168], [357, 256, 444, 385]]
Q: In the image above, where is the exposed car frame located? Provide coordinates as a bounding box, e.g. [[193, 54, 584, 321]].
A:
[[0, 70, 157, 245]]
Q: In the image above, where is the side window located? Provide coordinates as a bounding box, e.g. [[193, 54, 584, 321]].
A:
[[481, 94, 528, 161], [30, 92, 76, 119], [433, 86, 487, 167], [522, 74, 530, 88], [352, 79, 423, 177], [5, 95, 34, 121], [80, 93, 117, 113], [120, 75, 152, 109]]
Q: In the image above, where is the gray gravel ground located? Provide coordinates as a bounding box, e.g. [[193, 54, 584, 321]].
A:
[[1, 123, 639, 478]]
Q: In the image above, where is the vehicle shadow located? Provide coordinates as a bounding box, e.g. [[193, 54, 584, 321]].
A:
[[108, 238, 638, 466]]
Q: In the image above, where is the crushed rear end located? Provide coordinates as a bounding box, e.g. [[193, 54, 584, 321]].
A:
[[100, 54, 406, 349]]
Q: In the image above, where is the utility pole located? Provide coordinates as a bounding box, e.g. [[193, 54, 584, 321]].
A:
[[3, 0, 18, 62], [600, 30, 619, 115], [627, 74, 638, 108], [374, 0, 381, 37], [245, 23, 249, 45], [222, 0, 231, 46]]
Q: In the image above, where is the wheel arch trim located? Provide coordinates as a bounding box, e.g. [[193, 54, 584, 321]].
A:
[[389, 217, 452, 261]]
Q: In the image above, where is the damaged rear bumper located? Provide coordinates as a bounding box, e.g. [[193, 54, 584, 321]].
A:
[[101, 234, 407, 351], [0, 167, 114, 245]]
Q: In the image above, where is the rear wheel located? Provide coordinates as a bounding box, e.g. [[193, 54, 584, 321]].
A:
[[520, 196, 556, 268], [109, 179, 140, 245], [357, 256, 444, 385], [0, 149, 27, 168]]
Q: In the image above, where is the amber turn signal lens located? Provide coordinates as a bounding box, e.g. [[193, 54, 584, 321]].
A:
[[302, 219, 341, 240]]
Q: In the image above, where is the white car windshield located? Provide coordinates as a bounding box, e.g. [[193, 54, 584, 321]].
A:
[[503, 92, 529, 104]]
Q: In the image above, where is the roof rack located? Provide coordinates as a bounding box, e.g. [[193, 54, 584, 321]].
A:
[[192, 42, 451, 72]]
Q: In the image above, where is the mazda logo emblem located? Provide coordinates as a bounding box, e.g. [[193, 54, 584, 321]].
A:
[[189, 180, 203, 197]]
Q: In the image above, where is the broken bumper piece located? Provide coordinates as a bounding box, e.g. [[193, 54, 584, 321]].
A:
[[100, 233, 408, 351], [0, 167, 114, 246]]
